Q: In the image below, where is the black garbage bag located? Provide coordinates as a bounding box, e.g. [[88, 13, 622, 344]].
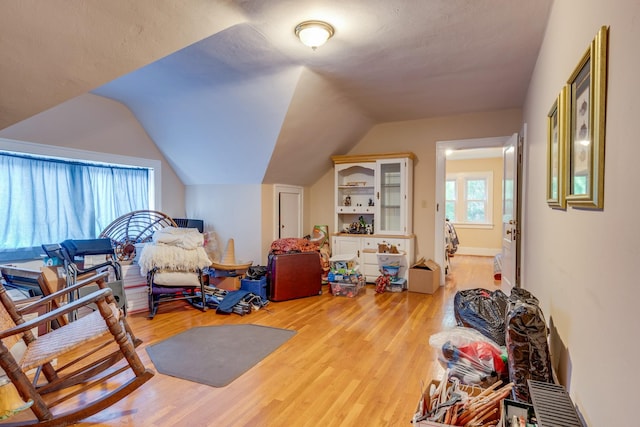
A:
[[505, 288, 554, 403], [453, 288, 508, 346]]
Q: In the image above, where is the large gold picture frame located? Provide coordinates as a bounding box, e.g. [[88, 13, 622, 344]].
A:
[[546, 86, 568, 209], [565, 26, 609, 209]]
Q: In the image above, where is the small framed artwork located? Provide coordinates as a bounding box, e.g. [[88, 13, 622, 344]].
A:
[[546, 86, 568, 209], [566, 26, 609, 209]]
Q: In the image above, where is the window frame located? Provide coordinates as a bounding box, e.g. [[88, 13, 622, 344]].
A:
[[445, 178, 458, 223], [0, 138, 161, 208], [0, 138, 161, 261], [445, 171, 494, 229]]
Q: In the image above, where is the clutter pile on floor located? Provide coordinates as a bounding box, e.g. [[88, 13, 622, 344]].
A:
[[200, 239, 270, 316], [201, 286, 268, 316], [412, 287, 580, 426], [184, 266, 270, 316], [413, 373, 513, 426]]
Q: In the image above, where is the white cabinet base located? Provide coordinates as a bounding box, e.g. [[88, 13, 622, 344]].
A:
[[332, 235, 414, 284]]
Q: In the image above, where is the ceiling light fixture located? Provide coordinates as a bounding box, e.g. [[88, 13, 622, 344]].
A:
[[295, 20, 334, 50]]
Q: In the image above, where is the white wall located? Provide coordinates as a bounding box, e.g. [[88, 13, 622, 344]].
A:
[[522, 1, 640, 425], [186, 184, 262, 267]]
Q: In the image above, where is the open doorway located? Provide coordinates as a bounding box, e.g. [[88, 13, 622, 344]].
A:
[[435, 134, 521, 286]]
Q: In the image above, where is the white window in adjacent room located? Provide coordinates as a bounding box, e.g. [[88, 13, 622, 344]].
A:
[[445, 178, 458, 222], [445, 171, 493, 228]]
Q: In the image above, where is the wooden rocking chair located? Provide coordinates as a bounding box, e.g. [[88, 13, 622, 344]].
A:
[[0, 271, 154, 426]]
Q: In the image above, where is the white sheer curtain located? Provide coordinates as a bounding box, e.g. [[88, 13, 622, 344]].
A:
[[0, 152, 149, 261]]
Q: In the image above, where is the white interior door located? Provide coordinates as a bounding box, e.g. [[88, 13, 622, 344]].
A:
[[502, 133, 519, 288], [276, 186, 302, 238]]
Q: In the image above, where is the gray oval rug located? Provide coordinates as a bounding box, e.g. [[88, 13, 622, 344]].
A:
[[146, 324, 296, 387]]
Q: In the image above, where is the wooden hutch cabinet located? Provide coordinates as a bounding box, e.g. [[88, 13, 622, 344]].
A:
[[330, 152, 415, 283]]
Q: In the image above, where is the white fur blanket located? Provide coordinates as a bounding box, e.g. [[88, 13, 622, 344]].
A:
[[153, 226, 204, 250], [138, 244, 211, 275]]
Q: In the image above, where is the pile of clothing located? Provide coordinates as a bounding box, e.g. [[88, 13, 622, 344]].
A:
[[269, 237, 320, 255], [202, 287, 268, 316]]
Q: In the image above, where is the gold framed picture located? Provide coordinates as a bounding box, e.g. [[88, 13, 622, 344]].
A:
[[566, 26, 608, 209], [546, 86, 568, 209]]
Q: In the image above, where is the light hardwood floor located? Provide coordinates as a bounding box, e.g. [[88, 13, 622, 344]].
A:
[[5, 255, 504, 427]]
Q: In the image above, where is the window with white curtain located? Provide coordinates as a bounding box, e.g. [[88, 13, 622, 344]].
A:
[[445, 171, 493, 227], [0, 151, 152, 261], [445, 178, 458, 222]]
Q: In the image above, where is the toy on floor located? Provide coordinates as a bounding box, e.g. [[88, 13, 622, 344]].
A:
[[375, 271, 391, 293]]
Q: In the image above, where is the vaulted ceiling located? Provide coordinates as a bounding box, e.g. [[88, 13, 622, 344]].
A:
[[0, 0, 552, 186]]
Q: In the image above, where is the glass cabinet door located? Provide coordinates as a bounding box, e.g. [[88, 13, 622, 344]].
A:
[[376, 159, 405, 234]]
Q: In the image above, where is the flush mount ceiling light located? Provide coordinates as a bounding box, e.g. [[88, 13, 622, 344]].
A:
[[295, 20, 334, 50]]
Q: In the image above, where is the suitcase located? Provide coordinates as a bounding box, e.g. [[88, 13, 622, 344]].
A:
[[269, 252, 322, 301]]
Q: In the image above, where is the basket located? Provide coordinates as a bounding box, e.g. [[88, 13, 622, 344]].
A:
[[382, 265, 400, 279]]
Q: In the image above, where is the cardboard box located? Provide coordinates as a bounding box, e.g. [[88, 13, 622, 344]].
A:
[[209, 275, 241, 290], [408, 258, 441, 294]]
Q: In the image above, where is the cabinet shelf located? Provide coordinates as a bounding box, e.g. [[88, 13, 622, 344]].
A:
[[338, 185, 374, 190], [337, 207, 375, 213]]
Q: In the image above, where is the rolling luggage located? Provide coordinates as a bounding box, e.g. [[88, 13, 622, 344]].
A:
[[268, 252, 322, 302]]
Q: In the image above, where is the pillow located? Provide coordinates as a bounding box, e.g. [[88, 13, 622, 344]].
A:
[[152, 227, 204, 250], [152, 271, 201, 288]]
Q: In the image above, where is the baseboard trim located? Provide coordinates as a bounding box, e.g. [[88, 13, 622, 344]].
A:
[[455, 247, 500, 257]]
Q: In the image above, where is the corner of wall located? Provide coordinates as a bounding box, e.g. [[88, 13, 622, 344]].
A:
[[261, 184, 274, 265]]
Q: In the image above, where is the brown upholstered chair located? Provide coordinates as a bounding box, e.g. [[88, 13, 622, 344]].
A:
[[0, 271, 153, 426]]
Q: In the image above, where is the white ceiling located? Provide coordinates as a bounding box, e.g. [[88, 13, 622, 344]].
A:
[[0, 0, 552, 186]]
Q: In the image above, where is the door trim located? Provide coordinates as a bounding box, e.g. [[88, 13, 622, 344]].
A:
[[515, 124, 526, 287], [273, 184, 303, 241]]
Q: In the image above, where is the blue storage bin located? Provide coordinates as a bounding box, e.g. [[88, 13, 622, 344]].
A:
[[240, 276, 268, 300]]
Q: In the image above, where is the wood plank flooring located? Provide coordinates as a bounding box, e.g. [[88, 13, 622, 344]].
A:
[[4, 255, 504, 427]]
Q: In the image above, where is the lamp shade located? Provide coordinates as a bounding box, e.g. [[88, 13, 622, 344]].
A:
[[295, 21, 334, 49]]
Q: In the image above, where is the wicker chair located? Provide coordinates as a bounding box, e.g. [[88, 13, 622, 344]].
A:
[[0, 271, 153, 426]]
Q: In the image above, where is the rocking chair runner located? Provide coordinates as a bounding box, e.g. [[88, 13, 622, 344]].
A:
[[0, 271, 154, 426]]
